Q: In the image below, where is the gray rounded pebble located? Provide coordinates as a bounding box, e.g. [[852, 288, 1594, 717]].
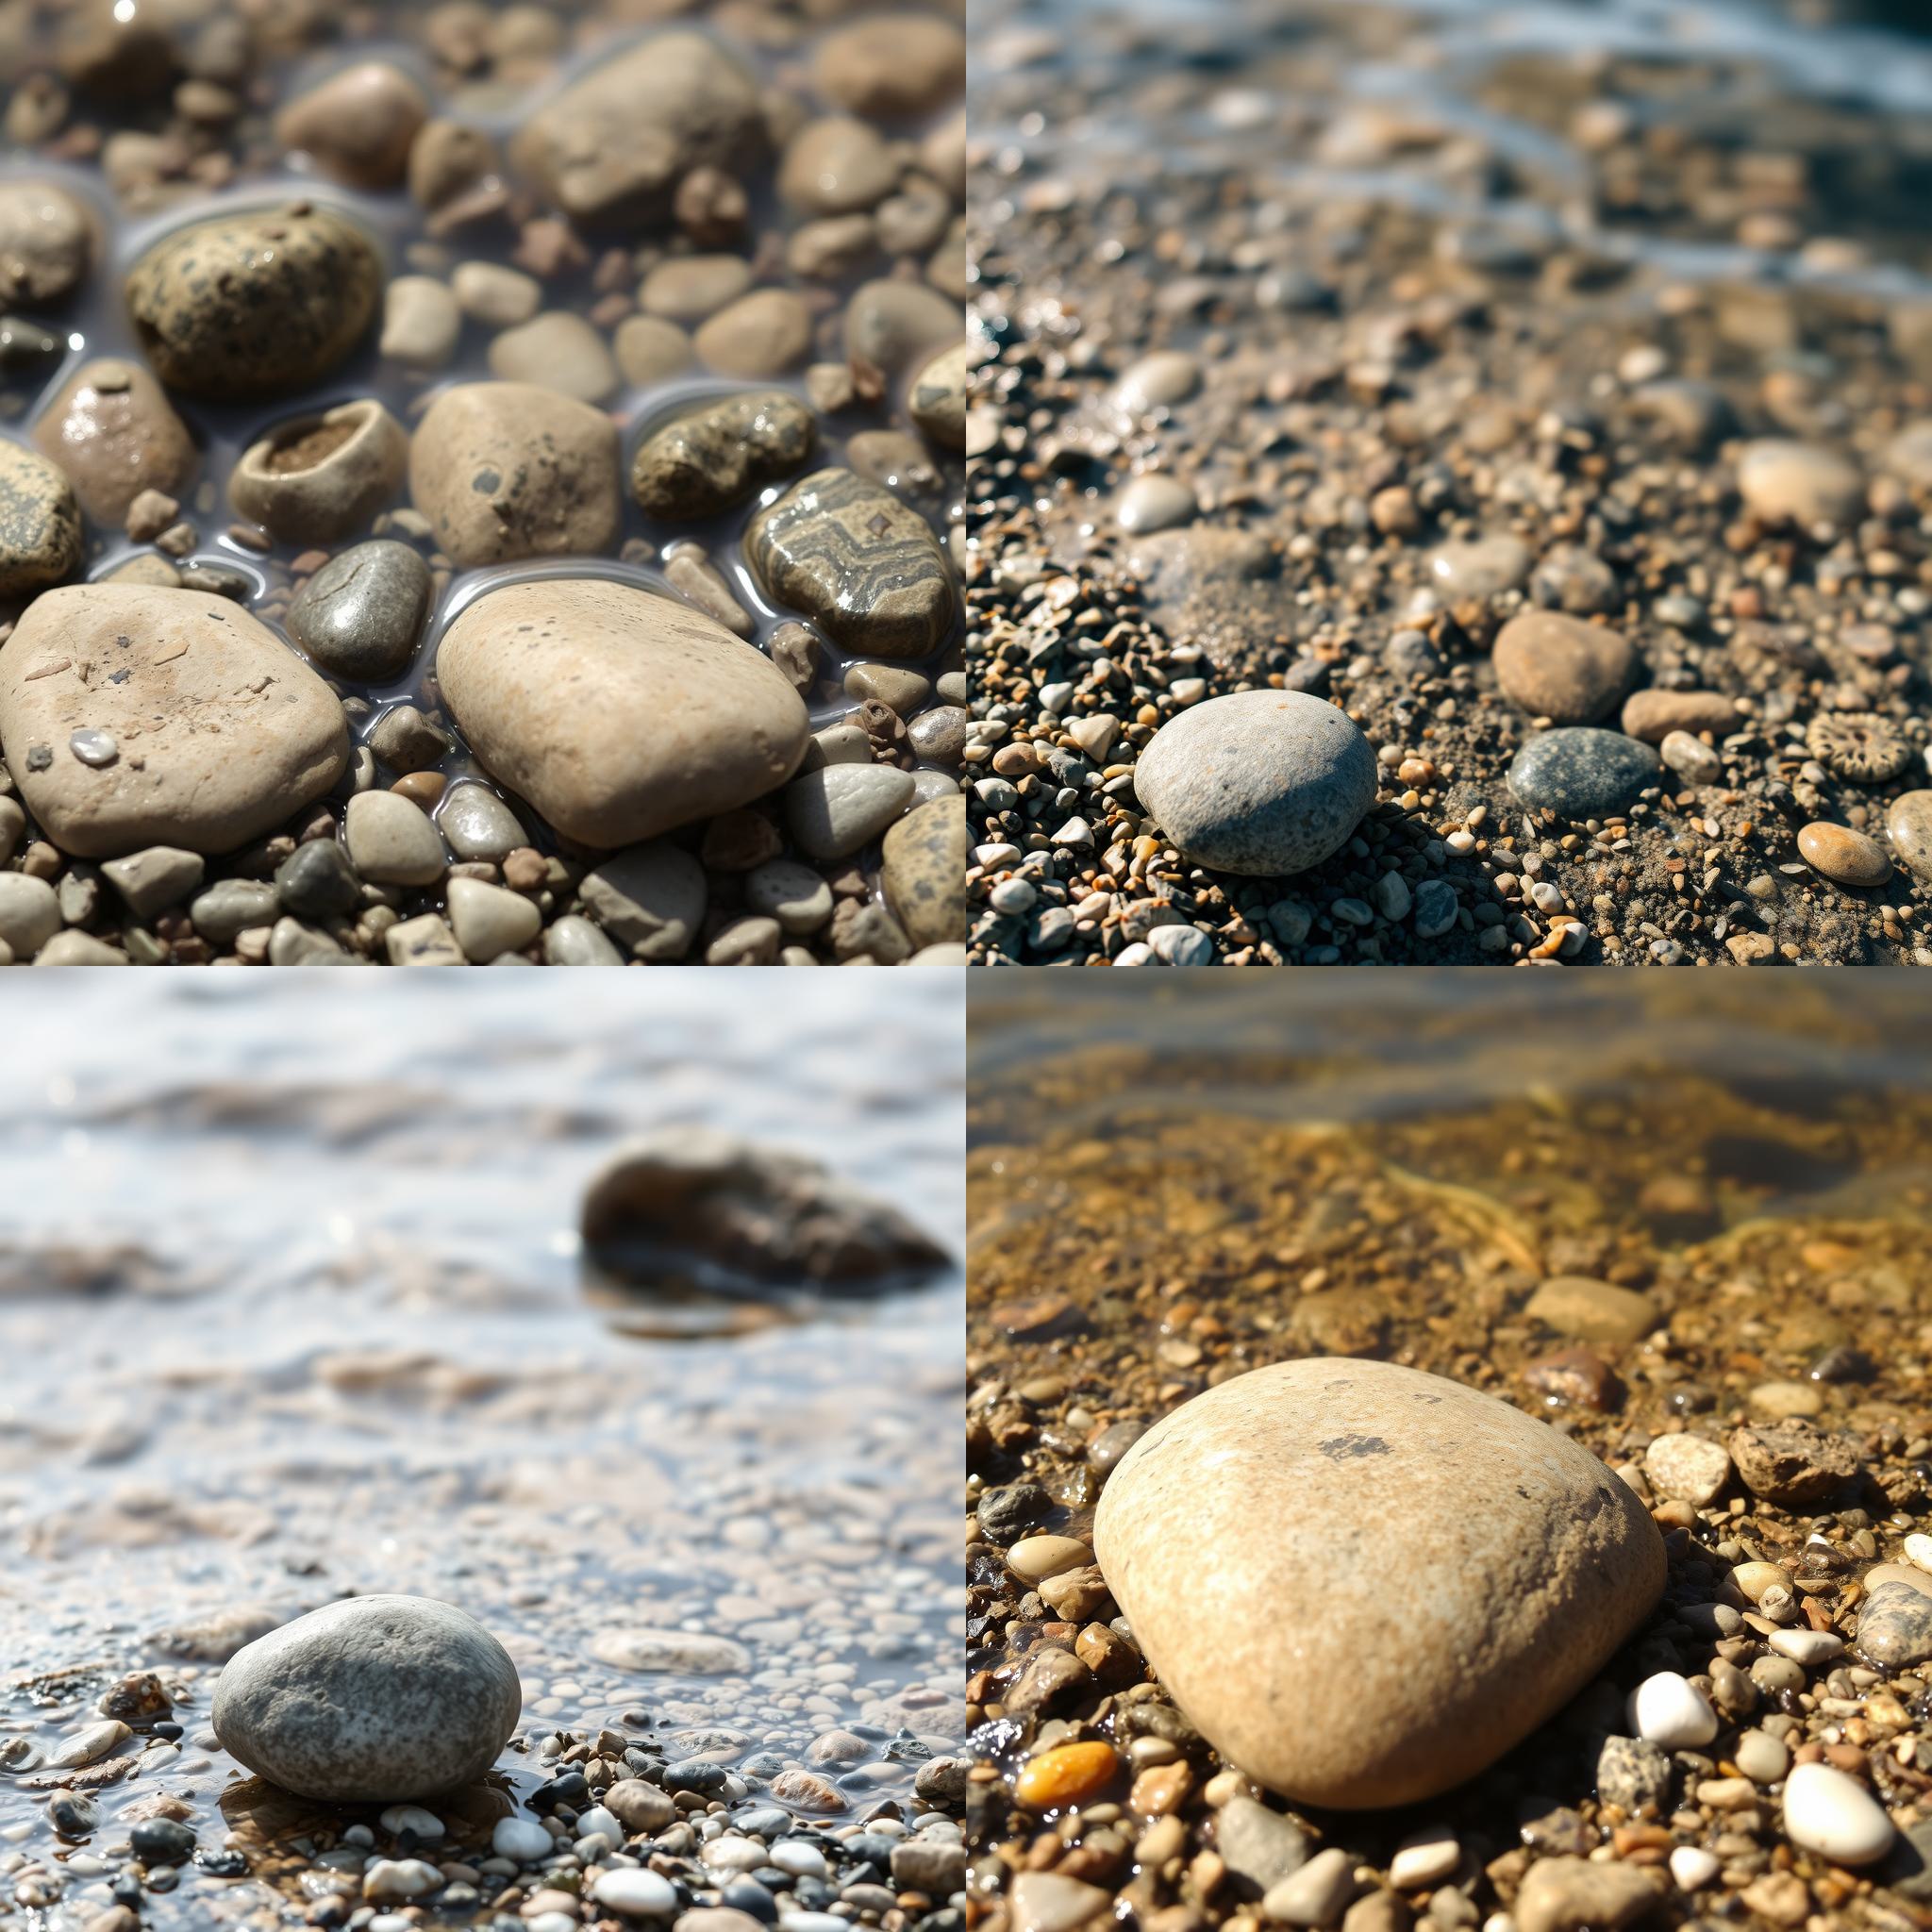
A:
[[1507, 728, 1660, 820], [287, 540, 433, 683]]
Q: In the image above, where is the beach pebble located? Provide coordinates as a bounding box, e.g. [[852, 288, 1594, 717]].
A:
[[1387, 1830, 1459, 1890], [1669, 1848, 1719, 1892], [593, 1869, 680, 1918], [695, 290, 815, 377], [630, 391, 815, 521], [1738, 440, 1864, 526], [509, 32, 762, 231], [437, 577, 808, 849], [616, 315, 697, 388], [1092, 1357, 1664, 1807], [1525, 1276, 1657, 1344], [1642, 1433, 1730, 1506], [1008, 1872, 1110, 1932], [1513, 1857, 1659, 1932], [381, 275, 461, 369], [780, 118, 900, 217], [408, 382, 621, 568], [32, 357, 198, 527], [1852, 1580, 1932, 1668], [1114, 351, 1200, 412], [813, 15, 963, 118], [1116, 474, 1196, 533], [0, 874, 59, 958], [1507, 729, 1659, 821], [844, 280, 958, 378], [785, 762, 916, 859], [287, 540, 432, 683], [1626, 1672, 1717, 1750], [1658, 730, 1722, 785], [0, 438, 81, 597], [439, 784, 525, 863], [1491, 612, 1633, 724], [1782, 1762, 1894, 1865], [1133, 690, 1377, 876], [579, 842, 707, 961], [1427, 533, 1531, 599], [881, 792, 964, 947], [1885, 791, 1932, 881], [909, 341, 969, 450], [446, 875, 541, 963], [344, 791, 446, 886], [1619, 689, 1738, 743], [492, 1816, 554, 1862], [1262, 1847, 1354, 1927], [211, 1595, 522, 1803], [0, 584, 347, 858], [1797, 821, 1890, 889], [103, 845, 202, 919], [488, 311, 621, 406], [125, 203, 381, 398], [228, 399, 408, 544], [275, 62, 428, 189], [0, 179, 92, 305], [1727, 1422, 1858, 1506]]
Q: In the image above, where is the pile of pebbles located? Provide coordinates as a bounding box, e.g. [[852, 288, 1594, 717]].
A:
[[966, 0, 1932, 965], [0, 0, 965, 966], [965, 1032, 1932, 1932]]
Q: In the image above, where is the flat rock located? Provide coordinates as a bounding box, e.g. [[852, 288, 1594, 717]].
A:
[[881, 791, 964, 948], [1492, 613, 1634, 724], [125, 203, 381, 399], [435, 576, 808, 849], [1513, 1857, 1660, 1932], [630, 391, 815, 521], [408, 383, 621, 568], [1619, 690, 1738, 744], [1507, 729, 1659, 821], [287, 541, 432, 683], [1133, 690, 1377, 876], [579, 841, 707, 960], [0, 584, 348, 858], [0, 439, 81, 597], [745, 468, 955, 658], [508, 32, 763, 231], [212, 1595, 521, 1803], [1524, 1275, 1657, 1344], [1427, 534, 1531, 601], [579, 1126, 950, 1296], [1798, 821, 1890, 889], [1092, 1357, 1665, 1807], [586, 1628, 751, 1674]]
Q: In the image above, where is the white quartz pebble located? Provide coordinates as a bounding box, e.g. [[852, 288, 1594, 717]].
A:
[[593, 1869, 680, 1917], [491, 1817, 554, 1862], [1783, 1762, 1895, 1866], [1768, 1629, 1844, 1664], [1669, 1847, 1719, 1892], [1626, 1672, 1718, 1750]]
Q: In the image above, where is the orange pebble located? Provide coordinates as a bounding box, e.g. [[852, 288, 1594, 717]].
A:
[[1014, 1740, 1120, 1811]]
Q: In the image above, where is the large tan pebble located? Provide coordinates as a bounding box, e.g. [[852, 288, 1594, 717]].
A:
[[509, 32, 762, 231], [0, 584, 348, 858], [275, 61, 429, 190], [32, 358, 198, 526], [778, 117, 900, 217], [487, 311, 619, 405], [1093, 1357, 1665, 1807], [125, 203, 381, 399], [693, 290, 814, 378], [1492, 612, 1634, 724], [812, 17, 963, 119], [881, 791, 964, 948], [435, 576, 808, 850], [408, 382, 620, 568], [228, 399, 408, 545], [1737, 439, 1864, 526]]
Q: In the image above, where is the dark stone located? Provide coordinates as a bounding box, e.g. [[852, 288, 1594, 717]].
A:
[[976, 1481, 1050, 1544], [275, 836, 362, 919], [1507, 728, 1660, 820], [286, 540, 432, 683], [131, 1818, 196, 1864], [662, 1757, 727, 1793], [631, 391, 815, 520]]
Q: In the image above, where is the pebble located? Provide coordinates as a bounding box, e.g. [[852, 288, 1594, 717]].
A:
[[1262, 1847, 1354, 1928], [780, 118, 900, 217], [436, 577, 808, 849], [1113, 351, 1200, 412], [1507, 728, 1659, 821], [1668, 1848, 1719, 1892], [844, 280, 959, 378], [1015, 1741, 1117, 1811], [0, 584, 347, 858], [1116, 474, 1197, 533], [785, 763, 916, 859], [0, 179, 92, 305], [1885, 791, 1932, 881], [1092, 1357, 1664, 1806], [1851, 1580, 1932, 1667], [0, 872, 59, 958], [489, 311, 622, 406], [746, 468, 954, 658], [616, 315, 697, 389], [228, 398, 408, 544], [381, 275, 460, 370], [344, 791, 447, 887], [1782, 1761, 1894, 1866], [275, 62, 428, 189], [813, 14, 963, 117], [287, 540, 433, 683], [1133, 691, 1378, 876], [1426, 534, 1531, 599], [453, 261, 540, 326], [1797, 821, 1890, 888], [509, 32, 762, 230], [125, 203, 381, 398], [1737, 439, 1865, 526], [1641, 1432, 1730, 1506], [580, 842, 707, 961], [0, 438, 81, 597], [211, 1595, 522, 1802], [1728, 1422, 1858, 1504], [909, 341, 969, 450], [881, 792, 964, 948], [1215, 1797, 1310, 1895], [1619, 689, 1738, 743], [1387, 1830, 1459, 1890], [1625, 1672, 1717, 1749], [446, 875, 541, 963], [1491, 612, 1634, 724], [1008, 1871, 1110, 1932], [630, 391, 816, 521], [593, 1869, 680, 1918], [408, 382, 621, 567], [1513, 1857, 1658, 1932], [32, 358, 197, 525], [692, 291, 815, 378], [103, 846, 203, 920], [492, 1816, 555, 1862]]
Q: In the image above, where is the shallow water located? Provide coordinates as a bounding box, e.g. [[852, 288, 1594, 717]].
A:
[[0, 974, 963, 1926]]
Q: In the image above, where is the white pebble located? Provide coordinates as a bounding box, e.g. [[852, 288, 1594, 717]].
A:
[[378, 1806, 444, 1840], [1783, 1761, 1895, 1866], [593, 1868, 679, 1917], [1768, 1629, 1844, 1664], [771, 1840, 828, 1879], [1388, 1829, 1459, 1890], [363, 1858, 441, 1902], [491, 1817, 554, 1862], [1626, 1671, 1718, 1750], [777, 1915, 849, 1932], [1904, 1532, 1932, 1573], [702, 1834, 765, 1872], [1668, 1847, 1719, 1892], [575, 1807, 621, 1841]]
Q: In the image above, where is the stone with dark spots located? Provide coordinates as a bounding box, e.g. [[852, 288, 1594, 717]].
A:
[[125, 204, 381, 399], [212, 1595, 522, 1803], [880, 791, 963, 948], [1596, 1735, 1671, 1817], [0, 438, 81, 597], [1857, 1581, 1932, 1669], [1727, 1422, 1859, 1507], [630, 390, 815, 520], [286, 541, 433, 684], [976, 1482, 1051, 1544], [1508, 729, 1660, 821], [745, 467, 955, 658]]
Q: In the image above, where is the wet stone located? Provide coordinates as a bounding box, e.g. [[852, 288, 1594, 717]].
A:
[[286, 541, 433, 684], [275, 61, 429, 191], [630, 391, 816, 521], [1507, 729, 1659, 821], [1887, 791, 1932, 882], [1798, 821, 1891, 889], [228, 399, 408, 546], [33, 358, 199, 527], [746, 468, 956, 658], [0, 439, 81, 597], [125, 203, 382, 399], [881, 791, 965, 948]]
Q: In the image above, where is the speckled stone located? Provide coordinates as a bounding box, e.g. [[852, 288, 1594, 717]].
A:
[[746, 467, 955, 658], [1887, 792, 1932, 882], [125, 203, 381, 399], [0, 438, 81, 597], [908, 341, 968, 451], [630, 391, 815, 521], [212, 1595, 521, 1803], [1491, 612, 1634, 724], [1507, 728, 1659, 821], [1093, 1358, 1665, 1807], [1132, 690, 1377, 876], [1797, 821, 1891, 889], [881, 792, 964, 949], [286, 541, 432, 684]]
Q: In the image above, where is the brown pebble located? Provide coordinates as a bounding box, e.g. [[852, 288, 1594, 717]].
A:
[[1796, 821, 1890, 889]]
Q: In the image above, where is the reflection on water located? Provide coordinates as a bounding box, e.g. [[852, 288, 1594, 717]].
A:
[[0, 976, 961, 1927]]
